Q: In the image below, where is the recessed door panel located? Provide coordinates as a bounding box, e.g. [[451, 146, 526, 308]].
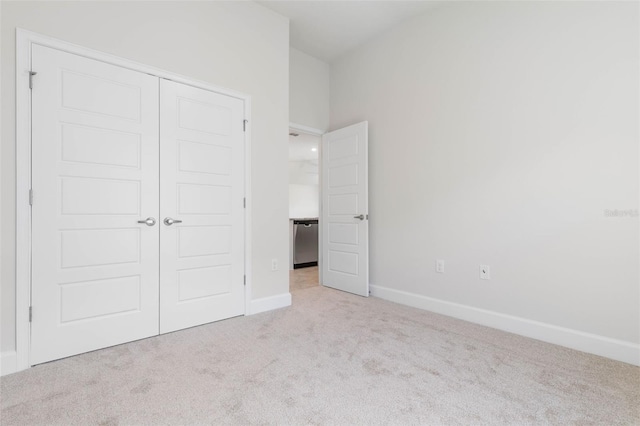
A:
[[178, 265, 232, 302], [178, 98, 232, 135], [328, 134, 359, 160], [328, 193, 359, 216], [60, 228, 140, 269], [31, 45, 159, 365], [328, 163, 358, 188], [178, 226, 231, 258], [61, 177, 139, 215], [61, 124, 140, 168], [178, 140, 232, 175], [178, 184, 231, 215], [328, 223, 359, 246], [328, 250, 359, 276], [59, 276, 141, 323], [61, 69, 141, 120]]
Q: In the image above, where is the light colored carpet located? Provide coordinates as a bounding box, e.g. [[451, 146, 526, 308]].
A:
[[1, 286, 638, 425]]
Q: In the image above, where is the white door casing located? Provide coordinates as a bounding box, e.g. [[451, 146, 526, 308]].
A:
[[159, 79, 246, 333], [30, 45, 160, 364], [321, 122, 369, 297]]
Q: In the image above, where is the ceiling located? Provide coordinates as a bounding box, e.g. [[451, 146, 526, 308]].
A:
[[289, 131, 320, 162], [258, 1, 442, 63]]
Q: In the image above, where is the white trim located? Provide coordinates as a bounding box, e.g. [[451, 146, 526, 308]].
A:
[[16, 28, 253, 373], [370, 284, 640, 366], [244, 101, 253, 317], [1, 352, 18, 377], [16, 29, 32, 373], [248, 293, 292, 315], [289, 122, 324, 136]]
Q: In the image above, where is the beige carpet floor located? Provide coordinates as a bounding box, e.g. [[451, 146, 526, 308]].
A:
[[1, 286, 639, 425]]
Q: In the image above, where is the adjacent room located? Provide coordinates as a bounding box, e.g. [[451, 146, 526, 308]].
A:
[[288, 129, 321, 292], [1, 0, 638, 424]]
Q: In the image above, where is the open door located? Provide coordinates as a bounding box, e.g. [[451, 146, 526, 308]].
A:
[[321, 121, 369, 297]]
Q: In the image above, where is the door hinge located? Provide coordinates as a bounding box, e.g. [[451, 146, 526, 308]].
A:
[[29, 306, 32, 322], [243, 197, 246, 208], [243, 119, 248, 132], [29, 71, 37, 90], [243, 275, 246, 286], [29, 189, 33, 206]]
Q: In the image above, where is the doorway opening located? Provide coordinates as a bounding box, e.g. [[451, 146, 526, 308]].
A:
[[288, 127, 321, 292], [287, 121, 369, 297]]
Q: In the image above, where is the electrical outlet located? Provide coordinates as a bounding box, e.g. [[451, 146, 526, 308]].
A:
[[271, 259, 278, 271], [436, 259, 445, 273], [480, 265, 490, 280]]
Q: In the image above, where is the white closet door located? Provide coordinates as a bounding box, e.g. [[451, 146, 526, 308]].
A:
[[30, 45, 160, 365], [159, 79, 245, 333]]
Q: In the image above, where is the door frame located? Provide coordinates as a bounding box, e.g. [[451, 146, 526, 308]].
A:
[[289, 123, 324, 285], [15, 29, 253, 373]]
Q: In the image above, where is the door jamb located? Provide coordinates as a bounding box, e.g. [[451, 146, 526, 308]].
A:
[[15, 28, 253, 373]]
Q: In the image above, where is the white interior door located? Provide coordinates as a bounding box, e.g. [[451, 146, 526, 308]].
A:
[[159, 79, 246, 333], [321, 121, 369, 297], [30, 45, 160, 365]]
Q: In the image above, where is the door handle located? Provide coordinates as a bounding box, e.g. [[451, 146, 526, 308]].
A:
[[137, 217, 156, 226], [354, 214, 365, 220], [164, 217, 183, 226]]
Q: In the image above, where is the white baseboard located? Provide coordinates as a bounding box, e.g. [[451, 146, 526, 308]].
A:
[[1, 351, 18, 376], [370, 285, 640, 366], [248, 292, 292, 315]]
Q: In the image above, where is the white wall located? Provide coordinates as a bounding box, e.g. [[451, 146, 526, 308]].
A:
[[289, 159, 319, 219], [289, 184, 319, 219], [1, 1, 290, 354], [289, 159, 319, 186], [331, 1, 639, 355], [290, 48, 330, 131]]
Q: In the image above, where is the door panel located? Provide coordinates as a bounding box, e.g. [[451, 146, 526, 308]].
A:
[[321, 122, 369, 297], [159, 79, 245, 333], [31, 45, 160, 365]]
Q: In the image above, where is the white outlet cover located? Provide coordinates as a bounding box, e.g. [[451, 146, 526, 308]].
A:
[[480, 265, 490, 280], [436, 259, 444, 273]]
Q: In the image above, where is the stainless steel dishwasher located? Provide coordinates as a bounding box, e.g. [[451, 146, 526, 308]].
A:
[[293, 219, 318, 268]]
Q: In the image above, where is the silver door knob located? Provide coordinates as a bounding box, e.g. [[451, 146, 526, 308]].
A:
[[137, 217, 156, 226], [164, 217, 183, 226], [354, 214, 365, 220]]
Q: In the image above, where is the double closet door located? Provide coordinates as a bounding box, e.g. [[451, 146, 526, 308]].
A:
[[30, 45, 245, 365]]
